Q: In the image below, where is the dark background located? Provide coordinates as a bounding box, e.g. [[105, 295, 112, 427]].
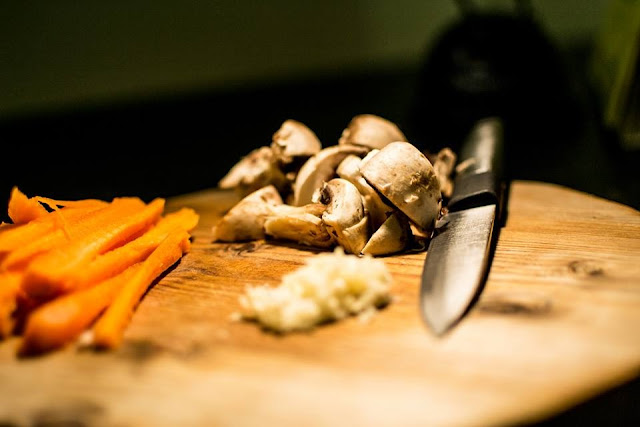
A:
[[0, 1, 638, 423], [1, 41, 638, 217], [1, 1, 638, 219]]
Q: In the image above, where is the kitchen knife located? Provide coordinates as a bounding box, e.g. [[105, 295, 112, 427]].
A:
[[420, 117, 506, 336]]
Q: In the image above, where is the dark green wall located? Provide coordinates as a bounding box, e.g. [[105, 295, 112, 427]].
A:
[[1, 0, 607, 117]]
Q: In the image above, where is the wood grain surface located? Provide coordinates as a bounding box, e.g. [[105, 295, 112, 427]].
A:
[[1, 181, 639, 426]]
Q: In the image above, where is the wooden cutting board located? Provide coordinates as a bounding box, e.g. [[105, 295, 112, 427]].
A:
[[1, 181, 639, 426]]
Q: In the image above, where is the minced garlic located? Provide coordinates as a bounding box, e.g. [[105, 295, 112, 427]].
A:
[[239, 248, 392, 332]]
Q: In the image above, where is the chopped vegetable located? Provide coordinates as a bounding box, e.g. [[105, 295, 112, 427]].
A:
[[0, 188, 198, 355], [22, 198, 164, 299], [239, 247, 392, 332], [20, 264, 143, 355], [0, 272, 22, 338], [7, 187, 49, 224], [64, 208, 198, 292], [91, 230, 191, 349], [1, 206, 108, 271]]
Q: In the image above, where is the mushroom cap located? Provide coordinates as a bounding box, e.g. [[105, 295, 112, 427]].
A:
[[319, 178, 369, 254], [336, 154, 393, 231], [292, 144, 368, 207], [212, 185, 283, 242], [360, 141, 441, 232], [218, 146, 287, 196], [271, 119, 322, 164], [361, 212, 410, 256], [339, 114, 407, 150]]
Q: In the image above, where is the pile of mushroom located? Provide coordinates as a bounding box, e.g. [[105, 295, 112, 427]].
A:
[[212, 114, 456, 256]]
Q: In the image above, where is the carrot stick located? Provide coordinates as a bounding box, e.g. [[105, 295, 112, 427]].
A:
[[19, 264, 143, 355], [0, 272, 23, 338], [34, 197, 108, 211], [91, 230, 191, 349], [7, 187, 49, 225], [0, 203, 107, 257], [65, 208, 199, 292], [22, 197, 162, 299], [0, 205, 113, 271]]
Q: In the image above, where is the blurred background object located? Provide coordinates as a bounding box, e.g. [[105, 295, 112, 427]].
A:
[[0, 0, 637, 216], [590, 0, 640, 151]]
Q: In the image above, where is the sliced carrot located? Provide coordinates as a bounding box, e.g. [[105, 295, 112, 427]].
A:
[[20, 264, 143, 355], [0, 203, 107, 256], [22, 197, 163, 299], [34, 197, 108, 211], [92, 230, 191, 349], [1, 205, 113, 271], [65, 208, 199, 292], [7, 187, 49, 225], [0, 272, 23, 338]]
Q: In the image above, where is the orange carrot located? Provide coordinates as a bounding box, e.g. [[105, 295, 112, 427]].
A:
[[0, 222, 15, 232], [22, 197, 163, 298], [1, 205, 113, 271], [0, 272, 23, 338], [7, 187, 49, 224], [65, 208, 199, 292], [0, 202, 108, 255], [34, 196, 108, 211], [92, 230, 191, 349], [20, 264, 143, 354], [0, 217, 55, 255]]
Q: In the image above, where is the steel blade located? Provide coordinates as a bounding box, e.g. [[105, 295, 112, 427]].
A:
[[420, 204, 496, 336]]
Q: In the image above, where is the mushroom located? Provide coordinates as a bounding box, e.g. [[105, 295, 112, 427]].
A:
[[339, 114, 407, 150], [292, 144, 369, 206], [361, 212, 411, 256], [317, 178, 369, 254], [212, 185, 283, 242], [264, 204, 335, 248], [218, 147, 288, 197], [360, 141, 441, 232], [336, 154, 393, 232], [432, 147, 457, 199], [271, 119, 322, 165]]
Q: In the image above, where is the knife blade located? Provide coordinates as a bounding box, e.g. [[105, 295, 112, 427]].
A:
[[420, 117, 506, 336]]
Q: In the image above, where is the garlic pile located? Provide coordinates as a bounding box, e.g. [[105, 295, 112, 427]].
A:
[[212, 114, 456, 256], [238, 247, 392, 332]]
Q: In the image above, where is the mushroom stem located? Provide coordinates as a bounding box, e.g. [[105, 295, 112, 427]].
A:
[[264, 204, 335, 249], [336, 153, 394, 233], [212, 185, 283, 242], [318, 178, 370, 255]]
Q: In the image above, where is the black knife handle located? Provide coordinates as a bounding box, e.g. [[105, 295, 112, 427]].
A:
[[448, 117, 505, 212]]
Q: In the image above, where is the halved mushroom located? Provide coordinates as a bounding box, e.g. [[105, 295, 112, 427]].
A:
[[317, 178, 369, 254], [292, 144, 369, 206], [271, 119, 322, 165], [360, 141, 441, 232], [212, 185, 283, 242], [336, 154, 393, 232], [218, 147, 288, 197], [339, 114, 407, 150], [433, 147, 457, 199], [361, 212, 410, 256], [264, 204, 335, 248]]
